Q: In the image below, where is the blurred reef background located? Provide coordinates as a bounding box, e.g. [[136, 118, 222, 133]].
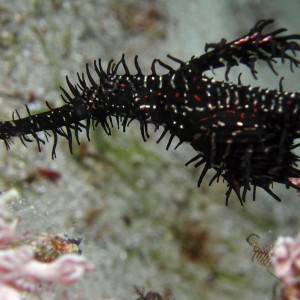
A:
[[0, 0, 300, 299]]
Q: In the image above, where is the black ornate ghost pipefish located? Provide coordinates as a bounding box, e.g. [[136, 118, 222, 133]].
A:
[[1, 20, 300, 205]]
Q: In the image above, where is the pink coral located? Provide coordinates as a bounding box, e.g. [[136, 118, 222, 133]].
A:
[[0, 190, 94, 299], [21, 253, 94, 285], [271, 235, 300, 300]]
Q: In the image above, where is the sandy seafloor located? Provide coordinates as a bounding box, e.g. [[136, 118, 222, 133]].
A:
[[0, 0, 300, 299]]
